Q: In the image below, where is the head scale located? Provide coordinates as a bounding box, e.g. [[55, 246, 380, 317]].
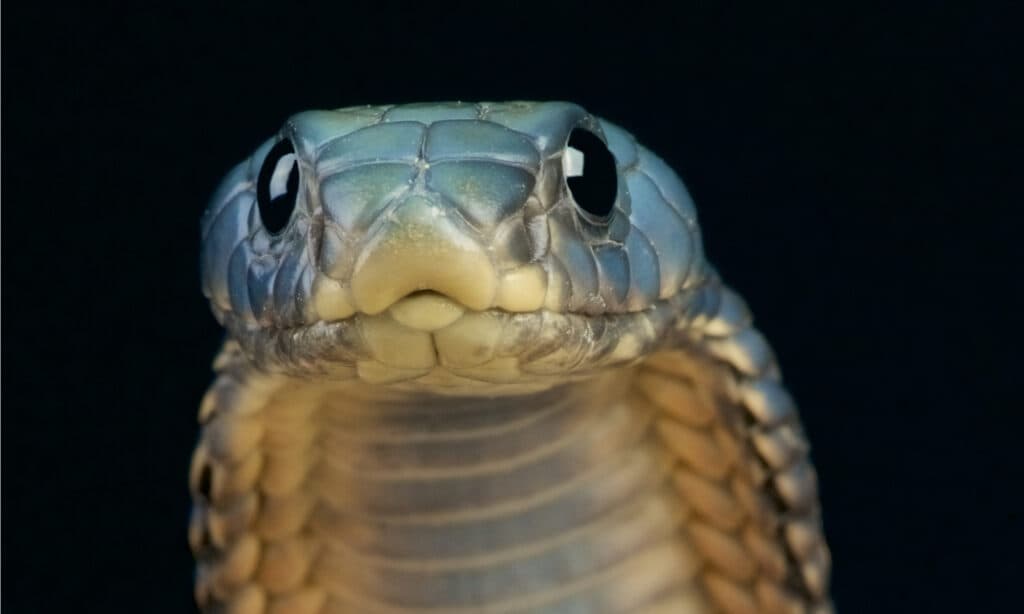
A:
[[200, 101, 710, 388]]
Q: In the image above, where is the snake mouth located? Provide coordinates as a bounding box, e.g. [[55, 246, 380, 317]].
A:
[[220, 282, 705, 388], [309, 260, 551, 324], [383, 291, 474, 331], [216, 244, 710, 385]]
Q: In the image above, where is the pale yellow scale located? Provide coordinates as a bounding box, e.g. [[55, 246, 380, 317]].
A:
[[189, 294, 831, 614]]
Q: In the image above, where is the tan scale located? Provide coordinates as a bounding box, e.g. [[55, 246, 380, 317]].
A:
[[191, 102, 832, 613], [190, 328, 831, 613]]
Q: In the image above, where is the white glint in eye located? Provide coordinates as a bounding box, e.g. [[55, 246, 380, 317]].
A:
[[269, 153, 297, 199], [563, 146, 585, 178], [257, 139, 300, 234]]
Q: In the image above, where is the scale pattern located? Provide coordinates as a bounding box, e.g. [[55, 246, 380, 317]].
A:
[[200, 102, 702, 336], [191, 102, 832, 613]]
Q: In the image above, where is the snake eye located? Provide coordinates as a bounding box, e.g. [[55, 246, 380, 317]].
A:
[[256, 139, 300, 234], [565, 128, 617, 220]]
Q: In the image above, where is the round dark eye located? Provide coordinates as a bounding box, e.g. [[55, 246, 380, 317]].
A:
[[256, 139, 300, 234], [565, 127, 618, 219]]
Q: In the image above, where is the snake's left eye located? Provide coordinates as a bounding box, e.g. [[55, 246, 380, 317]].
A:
[[564, 127, 618, 220], [256, 139, 300, 234]]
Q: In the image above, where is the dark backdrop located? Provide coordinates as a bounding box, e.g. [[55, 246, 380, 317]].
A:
[[3, 3, 1019, 612]]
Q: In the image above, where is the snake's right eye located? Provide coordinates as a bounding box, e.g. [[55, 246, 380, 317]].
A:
[[564, 127, 618, 221], [256, 139, 300, 234]]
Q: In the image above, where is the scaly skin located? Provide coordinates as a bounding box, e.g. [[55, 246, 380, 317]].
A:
[[191, 102, 832, 613]]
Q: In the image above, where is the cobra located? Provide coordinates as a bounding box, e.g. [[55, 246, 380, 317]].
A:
[[192, 102, 832, 614]]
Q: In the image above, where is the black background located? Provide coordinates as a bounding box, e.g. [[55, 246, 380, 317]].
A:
[[2, 2, 1019, 612]]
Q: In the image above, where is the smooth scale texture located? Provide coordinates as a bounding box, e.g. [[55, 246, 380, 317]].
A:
[[192, 102, 832, 614]]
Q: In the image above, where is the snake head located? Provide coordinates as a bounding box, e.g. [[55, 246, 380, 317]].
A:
[[200, 102, 711, 385]]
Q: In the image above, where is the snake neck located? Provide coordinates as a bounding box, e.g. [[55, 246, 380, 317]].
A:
[[235, 366, 698, 611]]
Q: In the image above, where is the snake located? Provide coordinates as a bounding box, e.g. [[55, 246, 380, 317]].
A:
[[191, 101, 832, 614]]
